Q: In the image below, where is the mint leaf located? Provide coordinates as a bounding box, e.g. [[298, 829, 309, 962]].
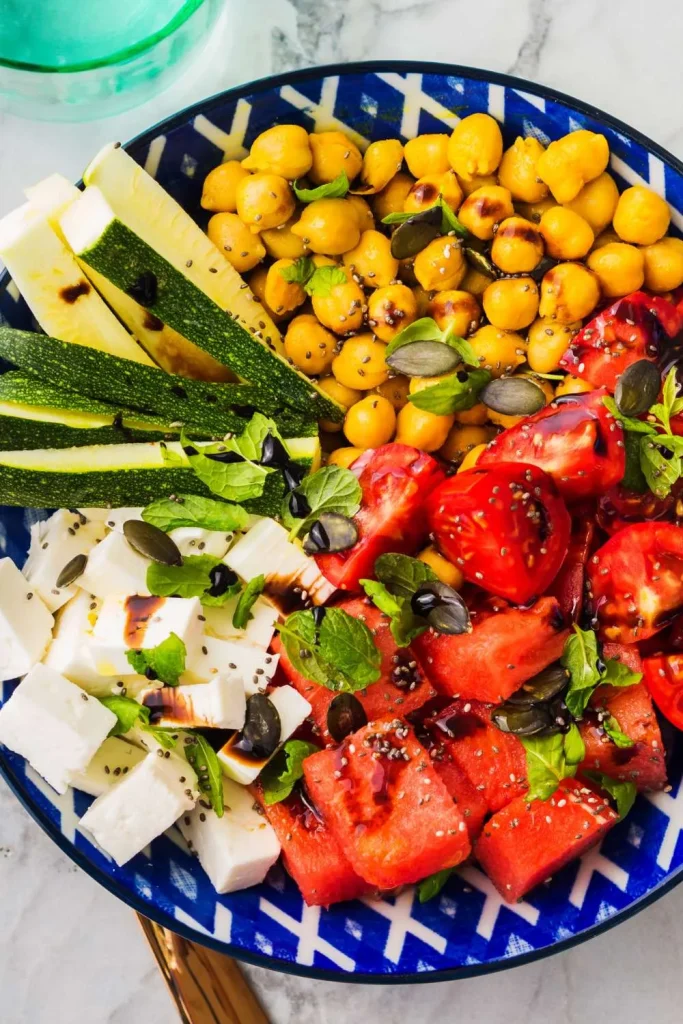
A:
[[304, 265, 348, 297], [100, 694, 149, 736], [584, 771, 637, 818], [522, 733, 571, 802], [374, 552, 437, 601], [418, 868, 453, 903], [126, 633, 187, 687], [602, 396, 656, 435], [563, 722, 586, 766], [650, 367, 680, 434], [408, 368, 490, 415], [184, 735, 224, 818], [182, 431, 269, 503], [277, 611, 333, 687], [318, 607, 382, 689], [145, 726, 178, 749], [602, 659, 642, 688], [360, 578, 427, 647], [147, 554, 240, 606], [282, 464, 362, 538], [293, 172, 349, 202], [260, 739, 321, 804], [280, 256, 315, 286], [639, 437, 681, 500], [229, 412, 284, 463], [562, 625, 602, 719], [232, 574, 265, 630], [602, 713, 634, 748], [142, 494, 249, 533]]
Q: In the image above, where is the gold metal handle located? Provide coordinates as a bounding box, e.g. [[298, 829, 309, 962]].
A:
[[137, 913, 270, 1024]]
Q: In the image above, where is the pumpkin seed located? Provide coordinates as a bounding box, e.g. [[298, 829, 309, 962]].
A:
[[411, 581, 471, 635], [481, 376, 546, 416], [206, 563, 238, 598], [528, 255, 557, 282], [303, 512, 358, 555], [55, 553, 88, 589], [389, 206, 442, 260], [387, 340, 462, 377], [506, 663, 570, 707], [547, 696, 572, 733], [235, 693, 282, 760], [491, 703, 552, 736], [327, 692, 368, 743], [615, 359, 661, 417], [464, 247, 497, 278], [123, 519, 183, 566]]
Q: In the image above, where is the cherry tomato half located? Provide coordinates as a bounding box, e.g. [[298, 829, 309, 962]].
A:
[[643, 653, 683, 730], [597, 481, 683, 536]]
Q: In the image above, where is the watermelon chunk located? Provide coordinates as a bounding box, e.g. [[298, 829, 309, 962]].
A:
[[433, 758, 489, 840], [303, 717, 470, 889], [475, 777, 619, 902]]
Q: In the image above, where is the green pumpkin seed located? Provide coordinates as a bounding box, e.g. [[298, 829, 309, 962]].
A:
[[481, 376, 546, 416], [491, 703, 552, 736], [55, 553, 88, 589], [389, 206, 443, 260], [123, 519, 183, 566], [506, 663, 570, 707], [529, 255, 557, 282], [464, 247, 497, 278], [387, 340, 462, 377], [615, 359, 661, 417]]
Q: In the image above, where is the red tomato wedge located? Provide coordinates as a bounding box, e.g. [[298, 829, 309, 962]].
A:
[[477, 390, 625, 502], [545, 516, 595, 623], [475, 778, 619, 903], [412, 596, 569, 703], [303, 717, 471, 889], [428, 463, 571, 603], [578, 683, 667, 791], [559, 290, 683, 392], [315, 443, 445, 593], [643, 653, 683, 731], [597, 482, 683, 536], [586, 522, 683, 642]]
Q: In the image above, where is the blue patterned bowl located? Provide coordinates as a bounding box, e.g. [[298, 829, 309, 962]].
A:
[[1, 62, 682, 983]]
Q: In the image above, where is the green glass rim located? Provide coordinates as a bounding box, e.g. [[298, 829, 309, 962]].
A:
[[0, 0, 208, 74]]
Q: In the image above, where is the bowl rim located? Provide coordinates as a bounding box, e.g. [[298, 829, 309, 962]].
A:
[[1, 58, 682, 984]]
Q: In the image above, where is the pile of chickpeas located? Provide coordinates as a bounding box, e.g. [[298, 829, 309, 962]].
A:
[[200, 115, 683, 480]]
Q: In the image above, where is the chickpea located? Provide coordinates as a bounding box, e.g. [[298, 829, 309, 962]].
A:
[[447, 113, 503, 181], [344, 395, 397, 448], [327, 446, 366, 469], [613, 185, 671, 245], [318, 375, 361, 431], [291, 198, 360, 255], [487, 375, 554, 429], [498, 137, 549, 203], [404, 134, 451, 178], [539, 206, 594, 260], [555, 374, 594, 396], [207, 213, 265, 272], [454, 402, 489, 426], [440, 423, 497, 462], [591, 228, 621, 250], [284, 314, 336, 375], [248, 265, 284, 322], [367, 284, 418, 343], [414, 236, 466, 291], [527, 317, 581, 374], [458, 185, 514, 240], [311, 271, 365, 334], [460, 266, 492, 297], [332, 334, 389, 390], [308, 131, 363, 184], [398, 258, 419, 288], [395, 403, 455, 452], [458, 443, 487, 472], [641, 237, 683, 292], [429, 289, 481, 336], [260, 218, 309, 260], [483, 277, 539, 331], [343, 229, 398, 288], [263, 259, 307, 317], [586, 242, 645, 298], [375, 375, 411, 410], [373, 172, 415, 220], [411, 284, 432, 316], [417, 544, 464, 589], [456, 172, 498, 197], [515, 197, 558, 224], [537, 129, 609, 202], [469, 324, 527, 377], [563, 172, 619, 234], [235, 173, 294, 232], [242, 124, 312, 179], [539, 263, 600, 322], [491, 216, 544, 273], [201, 161, 250, 212], [403, 170, 463, 214], [357, 139, 405, 193], [346, 195, 375, 232]]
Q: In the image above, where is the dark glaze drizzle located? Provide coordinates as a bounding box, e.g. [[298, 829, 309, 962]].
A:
[[123, 595, 165, 648]]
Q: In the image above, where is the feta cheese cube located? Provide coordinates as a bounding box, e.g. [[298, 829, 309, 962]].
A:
[[217, 685, 312, 786], [90, 595, 204, 676], [89, 507, 144, 531], [169, 527, 233, 559], [43, 590, 108, 694], [202, 595, 278, 649], [78, 531, 151, 599], [0, 558, 54, 682], [79, 751, 199, 865], [139, 675, 246, 730], [0, 663, 116, 793], [23, 510, 106, 612], [181, 636, 278, 695], [177, 778, 280, 893], [67, 736, 145, 796]]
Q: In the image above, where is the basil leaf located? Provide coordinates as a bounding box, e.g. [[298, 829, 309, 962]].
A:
[[439, 198, 468, 238], [602, 713, 634, 748], [282, 464, 362, 538], [374, 553, 438, 600], [147, 554, 240, 606], [100, 695, 149, 736], [522, 733, 569, 802], [622, 431, 648, 492], [562, 625, 602, 719], [418, 868, 453, 903], [563, 722, 586, 767], [639, 438, 681, 500], [259, 739, 321, 805], [318, 607, 382, 689], [182, 431, 269, 503], [360, 578, 427, 647], [385, 317, 444, 358], [142, 494, 249, 533], [602, 396, 656, 434], [126, 633, 187, 687], [601, 658, 642, 688], [293, 172, 349, 202], [145, 726, 178, 749], [232, 574, 266, 630], [381, 209, 417, 225], [185, 735, 224, 818], [280, 256, 315, 286], [650, 367, 680, 434], [443, 328, 481, 368], [584, 771, 637, 818], [277, 611, 332, 687], [408, 368, 491, 415], [304, 266, 348, 297]]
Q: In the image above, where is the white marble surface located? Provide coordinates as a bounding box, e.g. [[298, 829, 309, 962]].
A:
[[1, 0, 683, 1021]]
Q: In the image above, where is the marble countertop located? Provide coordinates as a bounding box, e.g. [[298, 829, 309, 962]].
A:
[[2, 0, 683, 1020]]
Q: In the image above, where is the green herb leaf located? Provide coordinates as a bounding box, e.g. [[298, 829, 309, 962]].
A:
[[145, 726, 178, 749], [639, 437, 681, 500], [360, 578, 428, 647], [622, 431, 648, 492], [381, 209, 417, 225], [147, 554, 241, 606], [439, 197, 468, 238], [259, 739, 321, 805], [602, 396, 656, 434], [384, 317, 444, 358], [408, 368, 491, 416], [418, 868, 453, 903], [374, 552, 438, 601], [100, 694, 149, 737], [443, 327, 481, 368], [185, 735, 224, 818], [584, 771, 637, 818], [280, 255, 315, 286], [601, 659, 642, 688], [304, 265, 348, 298], [142, 494, 249, 533], [650, 367, 680, 435], [282, 464, 362, 538], [522, 732, 571, 802], [229, 412, 283, 463], [318, 607, 382, 689], [562, 625, 602, 719], [159, 441, 186, 467], [126, 633, 187, 687], [182, 431, 269, 503], [277, 611, 332, 687], [293, 172, 350, 202], [563, 722, 586, 766], [232, 574, 266, 629], [602, 713, 635, 748]]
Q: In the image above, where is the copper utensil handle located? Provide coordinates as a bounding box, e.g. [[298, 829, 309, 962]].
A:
[[137, 913, 270, 1024]]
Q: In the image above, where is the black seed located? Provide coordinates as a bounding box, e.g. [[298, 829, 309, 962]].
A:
[[261, 433, 289, 468], [389, 206, 442, 260], [327, 692, 368, 743], [387, 340, 462, 378], [289, 490, 312, 518], [56, 553, 88, 589], [615, 359, 661, 417], [283, 463, 306, 493], [481, 376, 546, 416], [234, 694, 281, 759], [205, 449, 244, 464], [411, 581, 471, 635], [123, 520, 183, 566], [126, 270, 157, 306], [206, 563, 238, 598]]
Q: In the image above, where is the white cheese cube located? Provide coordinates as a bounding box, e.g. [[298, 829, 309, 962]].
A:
[[90, 595, 204, 675], [0, 663, 116, 793], [202, 595, 278, 649], [168, 527, 233, 559], [181, 636, 278, 695], [123, 723, 190, 757], [78, 531, 151, 599], [23, 509, 106, 612], [98, 507, 144, 531], [67, 736, 145, 796], [139, 675, 246, 730], [217, 685, 312, 786], [79, 751, 199, 865], [43, 590, 108, 694], [177, 778, 280, 893], [0, 558, 54, 682]]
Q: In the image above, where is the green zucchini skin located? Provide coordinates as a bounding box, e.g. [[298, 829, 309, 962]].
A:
[[0, 417, 171, 450], [77, 218, 343, 422]]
